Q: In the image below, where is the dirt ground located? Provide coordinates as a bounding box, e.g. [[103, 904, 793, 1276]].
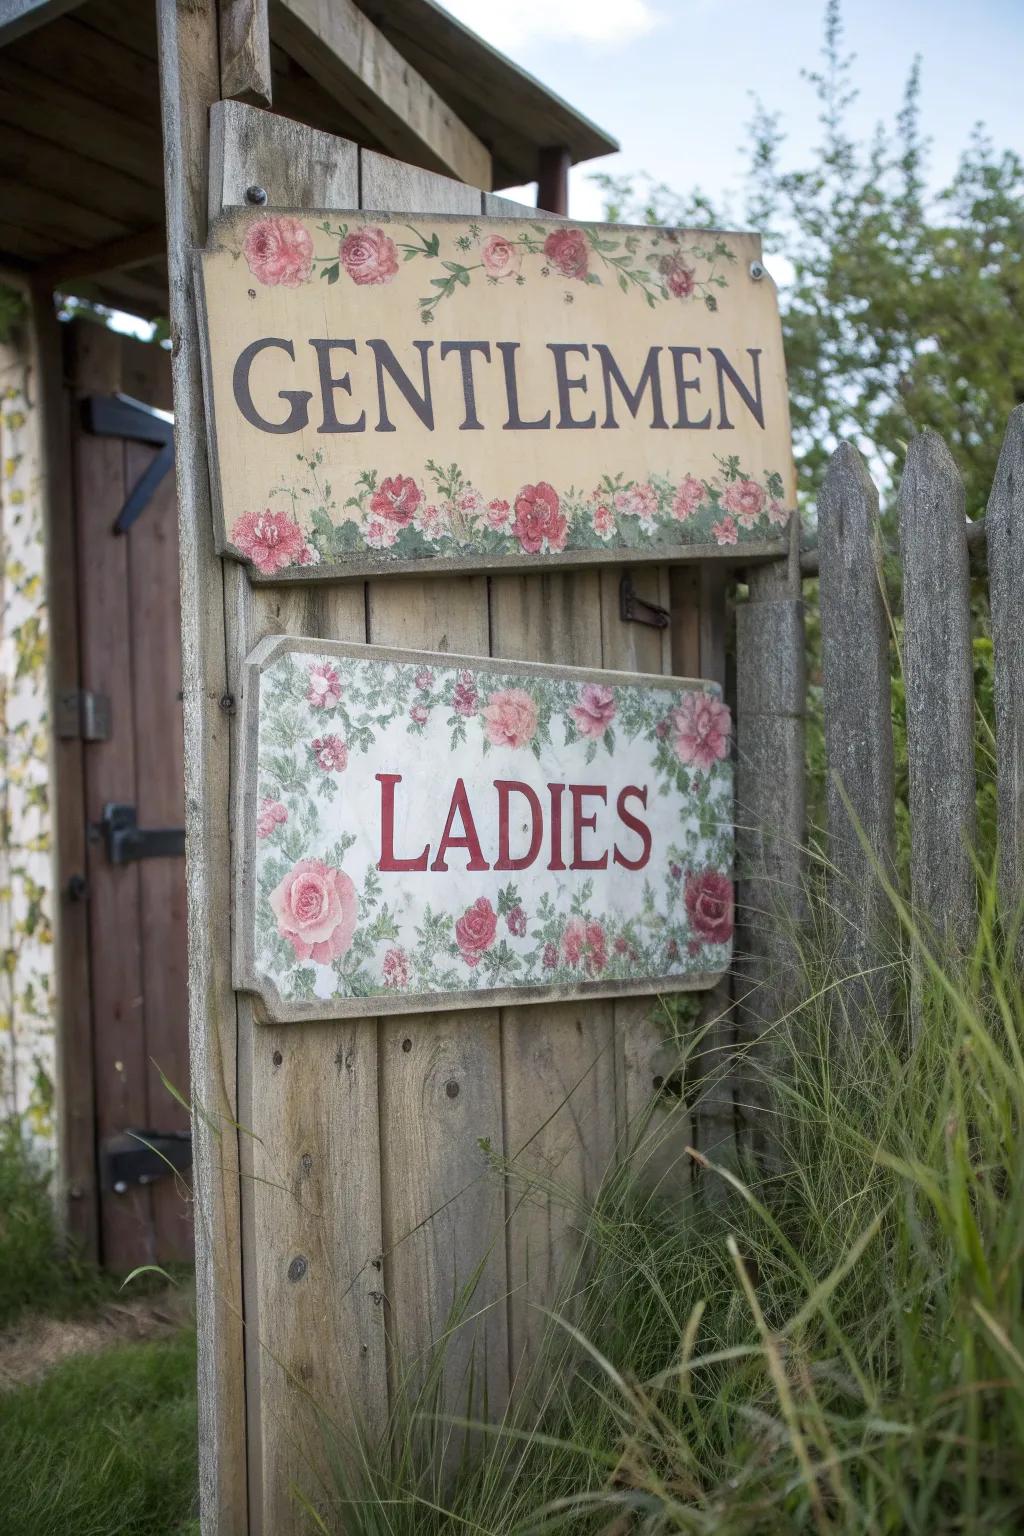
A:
[[0, 1286, 194, 1390]]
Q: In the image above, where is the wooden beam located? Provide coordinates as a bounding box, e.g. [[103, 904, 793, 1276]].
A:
[[537, 145, 570, 216], [0, 0, 82, 45], [37, 227, 165, 286], [218, 0, 272, 107], [270, 0, 492, 189]]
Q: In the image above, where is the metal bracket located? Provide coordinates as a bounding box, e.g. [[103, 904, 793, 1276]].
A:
[[620, 572, 670, 629], [81, 393, 175, 535], [100, 1129, 192, 1194], [97, 802, 185, 865], [55, 688, 111, 741]]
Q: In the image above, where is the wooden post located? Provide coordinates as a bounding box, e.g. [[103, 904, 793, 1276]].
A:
[[537, 146, 570, 216], [817, 443, 896, 1028], [898, 431, 976, 961], [986, 406, 1024, 957], [155, 5, 248, 1531], [734, 520, 805, 1155], [219, 0, 273, 106]]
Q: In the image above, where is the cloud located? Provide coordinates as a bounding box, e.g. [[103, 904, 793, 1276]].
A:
[[443, 0, 661, 52]]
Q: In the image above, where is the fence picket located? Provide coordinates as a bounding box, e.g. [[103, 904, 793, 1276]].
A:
[[817, 443, 896, 1027], [986, 408, 1024, 957], [898, 431, 976, 960]]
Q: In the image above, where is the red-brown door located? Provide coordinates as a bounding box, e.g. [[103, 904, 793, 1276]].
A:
[[67, 319, 192, 1271]]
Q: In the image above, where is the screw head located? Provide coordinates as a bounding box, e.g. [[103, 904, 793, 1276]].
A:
[[749, 260, 766, 281], [288, 1254, 308, 1283], [445, 1080, 460, 1099], [245, 185, 268, 206]]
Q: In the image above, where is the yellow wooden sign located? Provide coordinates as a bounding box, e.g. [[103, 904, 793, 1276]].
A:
[[196, 210, 796, 580]]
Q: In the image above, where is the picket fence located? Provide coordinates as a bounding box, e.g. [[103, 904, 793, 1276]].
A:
[[730, 406, 1024, 1080]]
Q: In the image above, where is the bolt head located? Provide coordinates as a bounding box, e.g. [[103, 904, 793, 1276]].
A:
[[245, 185, 268, 206], [749, 260, 766, 281]]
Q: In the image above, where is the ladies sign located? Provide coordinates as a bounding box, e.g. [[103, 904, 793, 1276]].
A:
[[197, 211, 796, 580], [236, 638, 734, 1021]]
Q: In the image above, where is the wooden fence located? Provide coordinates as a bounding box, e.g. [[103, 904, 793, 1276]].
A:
[[732, 406, 1024, 1070]]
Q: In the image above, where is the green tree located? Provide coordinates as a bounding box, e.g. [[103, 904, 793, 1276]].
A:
[[595, 0, 1024, 515]]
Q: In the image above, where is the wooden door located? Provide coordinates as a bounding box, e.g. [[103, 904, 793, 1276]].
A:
[[66, 319, 192, 1271]]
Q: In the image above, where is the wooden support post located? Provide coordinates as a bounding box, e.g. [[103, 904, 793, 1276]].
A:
[[818, 443, 896, 1030], [155, 5, 248, 1532], [734, 521, 805, 1158], [537, 146, 570, 216], [898, 431, 976, 962], [218, 0, 272, 107], [986, 406, 1024, 959]]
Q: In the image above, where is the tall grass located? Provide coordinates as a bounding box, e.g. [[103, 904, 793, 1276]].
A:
[[310, 865, 1024, 1534]]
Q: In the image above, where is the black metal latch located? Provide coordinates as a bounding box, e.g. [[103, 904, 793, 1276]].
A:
[[620, 571, 670, 629], [100, 1130, 192, 1194], [97, 802, 185, 864]]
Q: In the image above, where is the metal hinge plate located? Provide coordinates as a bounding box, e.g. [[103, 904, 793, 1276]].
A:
[[56, 689, 111, 741]]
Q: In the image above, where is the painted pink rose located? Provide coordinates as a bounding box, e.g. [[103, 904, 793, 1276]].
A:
[[371, 474, 421, 526], [614, 483, 659, 527], [571, 683, 617, 740], [382, 947, 410, 989], [306, 662, 342, 710], [366, 518, 399, 549], [256, 798, 287, 838], [507, 905, 527, 937], [340, 226, 399, 286], [512, 482, 567, 554], [661, 254, 695, 299], [767, 499, 790, 528], [410, 703, 429, 726], [712, 515, 738, 547], [544, 227, 589, 280], [592, 502, 615, 539], [483, 688, 538, 749], [456, 896, 497, 960], [453, 674, 478, 716], [415, 501, 448, 538], [672, 475, 704, 521], [486, 498, 512, 531], [270, 857, 358, 965], [481, 233, 522, 280], [242, 216, 313, 287], [685, 870, 734, 945], [311, 735, 348, 773], [722, 479, 766, 527], [542, 941, 558, 969], [415, 667, 434, 691], [561, 917, 607, 975], [671, 691, 731, 771], [231, 509, 311, 575]]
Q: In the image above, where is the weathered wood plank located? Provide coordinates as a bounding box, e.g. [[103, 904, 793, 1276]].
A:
[[817, 443, 896, 1027], [734, 522, 805, 1159], [898, 430, 976, 958], [219, 0, 272, 107], [361, 153, 508, 1452], [0, 0, 82, 45], [271, 0, 492, 190], [211, 103, 386, 1535], [154, 6, 248, 1531], [986, 407, 1024, 955]]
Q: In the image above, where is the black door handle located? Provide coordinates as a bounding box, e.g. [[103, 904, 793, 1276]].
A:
[[96, 803, 185, 864]]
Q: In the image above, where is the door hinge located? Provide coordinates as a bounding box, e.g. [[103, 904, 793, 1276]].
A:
[[96, 802, 185, 864], [100, 1129, 192, 1194], [56, 689, 111, 741], [620, 572, 670, 629]]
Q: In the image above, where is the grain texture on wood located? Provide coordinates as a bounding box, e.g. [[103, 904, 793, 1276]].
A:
[[211, 104, 387, 1535], [31, 293, 98, 1256], [155, 5, 247, 1530], [986, 407, 1024, 955], [898, 431, 976, 957], [817, 443, 896, 1027], [734, 523, 805, 1157], [218, 0, 272, 106], [271, 0, 492, 189]]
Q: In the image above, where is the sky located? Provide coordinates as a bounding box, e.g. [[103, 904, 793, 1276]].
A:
[[444, 0, 1022, 222]]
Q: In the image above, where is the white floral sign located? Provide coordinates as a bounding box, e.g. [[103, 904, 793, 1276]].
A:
[[236, 638, 734, 1021], [197, 210, 796, 581]]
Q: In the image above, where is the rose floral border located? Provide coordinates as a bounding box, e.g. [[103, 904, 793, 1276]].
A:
[[236, 637, 734, 1023]]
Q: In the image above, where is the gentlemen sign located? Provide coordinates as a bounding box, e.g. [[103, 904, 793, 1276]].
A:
[[197, 211, 796, 580], [236, 638, 734, 1021]]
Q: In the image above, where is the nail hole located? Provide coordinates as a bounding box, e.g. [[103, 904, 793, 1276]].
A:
[[402, 1038, 412, 1053], [288, 1255, 307, 1283], [272, 1050, 283, 1066], [300, 1152, 313, 1175]]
